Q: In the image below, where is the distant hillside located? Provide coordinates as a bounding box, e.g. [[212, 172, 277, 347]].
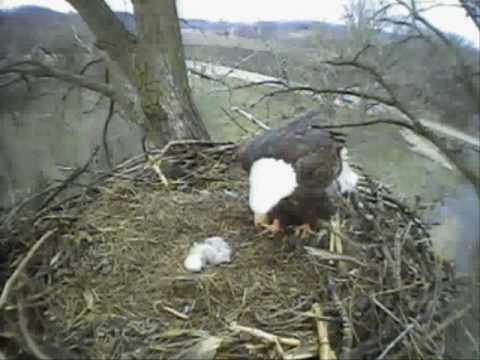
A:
[[0, 6, 348, 54]]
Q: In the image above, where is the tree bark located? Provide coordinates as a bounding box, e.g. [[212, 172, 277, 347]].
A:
[[66, 0, 210, 146], [132, 0, 210, 146]]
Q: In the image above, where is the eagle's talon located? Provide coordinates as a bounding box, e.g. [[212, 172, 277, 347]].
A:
[[294, 224, 315, 239], [259, 218, 281, 237]]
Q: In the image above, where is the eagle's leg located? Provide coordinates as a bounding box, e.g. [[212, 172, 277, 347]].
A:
[[294, 223, 315, 239], [254, 214, 269, 229], [259, 218, 282, 236]]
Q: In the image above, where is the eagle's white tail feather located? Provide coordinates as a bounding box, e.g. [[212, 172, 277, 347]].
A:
[[337, 148, 359, 194], [249, 158, 298, 215]]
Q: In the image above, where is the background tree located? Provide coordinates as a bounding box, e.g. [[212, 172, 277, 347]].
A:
[[1, 0, 210, 147], [322, 0, 480, 191]]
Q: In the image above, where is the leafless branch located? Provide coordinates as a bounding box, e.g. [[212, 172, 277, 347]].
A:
[[384, 0, 479, 106], [250, 85, 396, 110], [460, 0, 480, 30], [38, 147, 100, 211], [231, 106, 270, 130], [65, 0, 136, 78], [0, 229, 57, 311], [220, 51, 259, 80], [103, 69, 115, 168], [323, 59, 407, 114], [311, 118, 414, 131], [79, 58, 103, 75], [188, 67, 228, 87], [352, 43, 375, 62], [221, 108, 252, 134], [1, 60, 115, 99], [231, 79, 290, 90], [18, 301, 52, 360]]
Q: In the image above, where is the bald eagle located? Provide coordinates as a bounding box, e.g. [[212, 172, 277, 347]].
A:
[[238, 115, 359, 238]]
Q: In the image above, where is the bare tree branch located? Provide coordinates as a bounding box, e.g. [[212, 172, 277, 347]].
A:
[[323, 58, 416, 121], [250, 85, 396, 110], [1, 60, 115, 99], [65, 0, 136, 77], [102, 69, 115, 169], [326, 47, 479, 191], [78, 58, 103, 75], [460, 0, 480, 30], [312, 118, 415, 131], [388, 0, 479, 107]]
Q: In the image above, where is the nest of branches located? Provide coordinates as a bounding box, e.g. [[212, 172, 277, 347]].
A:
[[0, 140, 472, 360]]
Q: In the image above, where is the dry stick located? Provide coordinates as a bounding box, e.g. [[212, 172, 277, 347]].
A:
[[161, 305, 189, 320], [0, 229, 57, 311], [376, 324, 415, 360], [427, 304, 472, 339], [221, 107, 252, 134], [147, 157, 170, 187], [312, 303, 336, 360], [38, 147, 100, 211], [329, 279, 353, 360], [333, 213, 349, 275], [391, 305, 473, 360], [304, 247, 366, 267], [371, 296, 403, 325], [274, 337, 286, 359], [328, 226, 336, 266], [18, 300, 52, 360], [152, 139, 234, 162], [146, 139, 234, 185], [393, 222, 412, 289], [102, 67, 115, 169], [231, 106, 270, 130], [2, 183, 59, 228], [229, 322, 301, 347]]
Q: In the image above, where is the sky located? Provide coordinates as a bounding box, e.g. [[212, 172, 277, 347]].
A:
[[1, 0, 478, 46]]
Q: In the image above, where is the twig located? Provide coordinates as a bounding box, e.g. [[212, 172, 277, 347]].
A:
[[2, 183, 59, 228], [312, 303, 336, 360], [311, 118, 414, 131], [393, 222, 412, 288], [146, 157, 169, 187], [161, 305, 189, 320], [153, 139, 234, 161], [427, 304, 472, 339], [0, 229, 57, 311], [229, 322, 301, 347], [250, 86, 395, 110], [376, 324, 414, 360], [18, 300, 52, 360], [38, 147, 100, 211], [102, 68, 115, 169], [220, 51, 258, 80], [0, 60, 116, 99], [221, 107, 252, 134], [371, 296, 403, 325], [304, 247, 366, 267], [274, 337, 286, 359], [329, 279, 352, 360], [231, 107, 270, 130]]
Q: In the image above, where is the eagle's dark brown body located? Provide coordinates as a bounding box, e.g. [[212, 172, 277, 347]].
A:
[[238, 112, 346, 232]]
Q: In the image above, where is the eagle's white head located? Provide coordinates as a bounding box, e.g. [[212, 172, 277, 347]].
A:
[[248, 158, 298, 224]]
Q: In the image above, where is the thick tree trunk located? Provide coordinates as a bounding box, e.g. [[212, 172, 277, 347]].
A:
[[67, 0, 210, 147], [133, 0, 210, 146]]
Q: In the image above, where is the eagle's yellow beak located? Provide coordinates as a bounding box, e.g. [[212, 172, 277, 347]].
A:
[[254, 213, 269, 228]]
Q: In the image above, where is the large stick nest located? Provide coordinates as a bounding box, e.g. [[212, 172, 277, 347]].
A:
[[0, 141, 472, 360]]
